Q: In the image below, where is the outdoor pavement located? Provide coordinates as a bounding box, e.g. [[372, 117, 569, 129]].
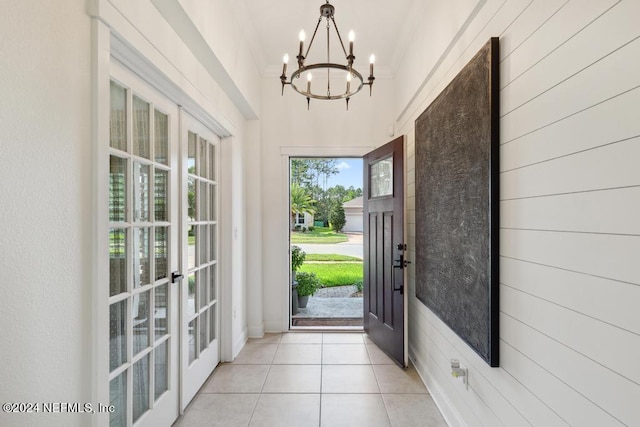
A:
[[292, 233, 364, 325], [293, 285, 363, 320], [293, 297, 363, 319], [295, 232, 363, 259]]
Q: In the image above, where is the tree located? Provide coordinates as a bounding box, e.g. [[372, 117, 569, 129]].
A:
[[328, 203, 346, 232], [290, 183, 316, 229], [290, 158, 339, 200], [290, 159, 313, 188], [290, 158, 362, 226], [344, 186, 363, 202]]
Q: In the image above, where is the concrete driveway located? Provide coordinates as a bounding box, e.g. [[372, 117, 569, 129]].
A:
[[294, 232, 363, 259]]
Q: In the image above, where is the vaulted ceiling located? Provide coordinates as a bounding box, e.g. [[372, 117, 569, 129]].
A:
[[237, 0, 419, 77]]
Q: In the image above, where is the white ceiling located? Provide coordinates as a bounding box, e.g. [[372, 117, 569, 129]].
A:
[[236, 0, 418, 77]]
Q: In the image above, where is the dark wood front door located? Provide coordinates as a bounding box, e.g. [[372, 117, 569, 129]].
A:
[[363, 136, 407, 367]]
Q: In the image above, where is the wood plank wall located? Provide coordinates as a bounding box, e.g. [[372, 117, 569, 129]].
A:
[[398, 1, 640, 425]]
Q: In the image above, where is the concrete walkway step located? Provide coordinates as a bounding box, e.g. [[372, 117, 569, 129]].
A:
[[314, 285, 359, 298], [293, 296, 363, 319]]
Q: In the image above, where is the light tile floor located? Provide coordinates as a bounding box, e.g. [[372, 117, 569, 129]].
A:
[[173, 332, 448, 427]]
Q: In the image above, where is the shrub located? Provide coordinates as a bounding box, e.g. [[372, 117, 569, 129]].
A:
[[308, 226, 315, 232], [291, 245, 306, 271], [188, 274, 196, 295], [329, 203, 346, 232], [295, 272, 322, 297], [354, 280, 363, 293]]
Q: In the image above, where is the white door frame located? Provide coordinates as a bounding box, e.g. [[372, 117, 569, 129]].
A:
[[279, 146, 376, 331], [179, 111, 222, 409], [92, 18, 235, 427]]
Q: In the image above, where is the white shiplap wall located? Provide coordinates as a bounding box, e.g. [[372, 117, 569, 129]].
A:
[[398, 1, 640, 426]]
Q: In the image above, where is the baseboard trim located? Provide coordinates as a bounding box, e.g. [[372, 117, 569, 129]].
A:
[[231, 327, 248, 361], [247, 322, 265, 338], [409, 344, 464, 427], [263, 320, 283, 333]]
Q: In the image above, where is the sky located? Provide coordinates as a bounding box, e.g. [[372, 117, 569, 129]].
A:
[[326, 158, 363, 190]]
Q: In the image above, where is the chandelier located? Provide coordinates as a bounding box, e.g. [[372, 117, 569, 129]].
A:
[[279, 1, 375, 110]]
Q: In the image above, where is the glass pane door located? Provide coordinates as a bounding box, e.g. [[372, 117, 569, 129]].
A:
[[108, 76, 179, 426], [181, 115, 220, 407]]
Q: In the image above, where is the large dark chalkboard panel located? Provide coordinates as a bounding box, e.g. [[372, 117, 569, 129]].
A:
[[415, 38, 499, 366]]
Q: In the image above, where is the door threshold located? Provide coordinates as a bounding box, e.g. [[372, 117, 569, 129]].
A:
[[290, 327, 363, 333], [291, 317, 363, 327]]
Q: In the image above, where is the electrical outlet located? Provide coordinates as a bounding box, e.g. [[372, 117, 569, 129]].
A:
[[450, 359, 468, 387]]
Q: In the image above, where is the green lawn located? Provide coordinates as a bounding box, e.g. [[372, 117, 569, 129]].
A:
[[299, 262, 363, 287], [291, 226, 348, 244], [305, 253, 362, 262]]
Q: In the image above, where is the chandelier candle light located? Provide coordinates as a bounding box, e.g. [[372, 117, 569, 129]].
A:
[[280, 1, 375, 110]]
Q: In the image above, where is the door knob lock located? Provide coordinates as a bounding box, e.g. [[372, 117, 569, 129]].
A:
[[171, 271, 184, 283]]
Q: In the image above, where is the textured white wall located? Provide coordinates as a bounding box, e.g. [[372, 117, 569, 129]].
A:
[[0, 1, 259, 424], [398, 0, 640, 425], [244, 120, 265, 339], [178, 0, 263, 117], [0, 1, 93, 426]]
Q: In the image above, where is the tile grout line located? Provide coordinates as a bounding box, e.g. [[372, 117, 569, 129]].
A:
[[248, 338, 280, 426], [368, 353, 392, 426]]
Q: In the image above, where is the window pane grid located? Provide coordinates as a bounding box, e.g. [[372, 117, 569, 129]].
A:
[[199, 311, 208, 354], [185, 134, 218, 365], [109, 228, 127, 296], [209, 304, 217, 344], [109, 79, 173, 426], [154, 340, 168, 400], [109, 300, 127, 372], [154, 109, 169, 165], [133, 163, 150, 222], [109, 371, 127, 427], [188, 319, 196, 365], [132, 95, 150, 159], [132, 290, 150, 356], [110, 81, 127, 152], [132, 353, 150, 423], [187, 272, 196, 319], [154, 283, 169, 341], [110, 156, 128, 222], [369, 156, 393, 198]]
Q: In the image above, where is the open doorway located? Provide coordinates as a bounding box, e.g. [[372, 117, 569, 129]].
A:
[[289, 157, 364, 329]]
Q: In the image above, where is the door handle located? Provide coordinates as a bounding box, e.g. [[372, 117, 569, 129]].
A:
[[394, 254, 404, 269], [171, 271, 184, 283], [393, 248, 410, 294], [393, 254, 411, 269], [393, 255, 405, 294]]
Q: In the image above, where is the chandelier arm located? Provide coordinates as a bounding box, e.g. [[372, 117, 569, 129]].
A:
[[304, 17, 323, 60], [330, 17, 349, 59]]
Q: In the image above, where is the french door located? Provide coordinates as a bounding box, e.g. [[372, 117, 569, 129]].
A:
[[363, 136, 407, 367], [180, 113, 221, 408], [108, 67, 180, 426]]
